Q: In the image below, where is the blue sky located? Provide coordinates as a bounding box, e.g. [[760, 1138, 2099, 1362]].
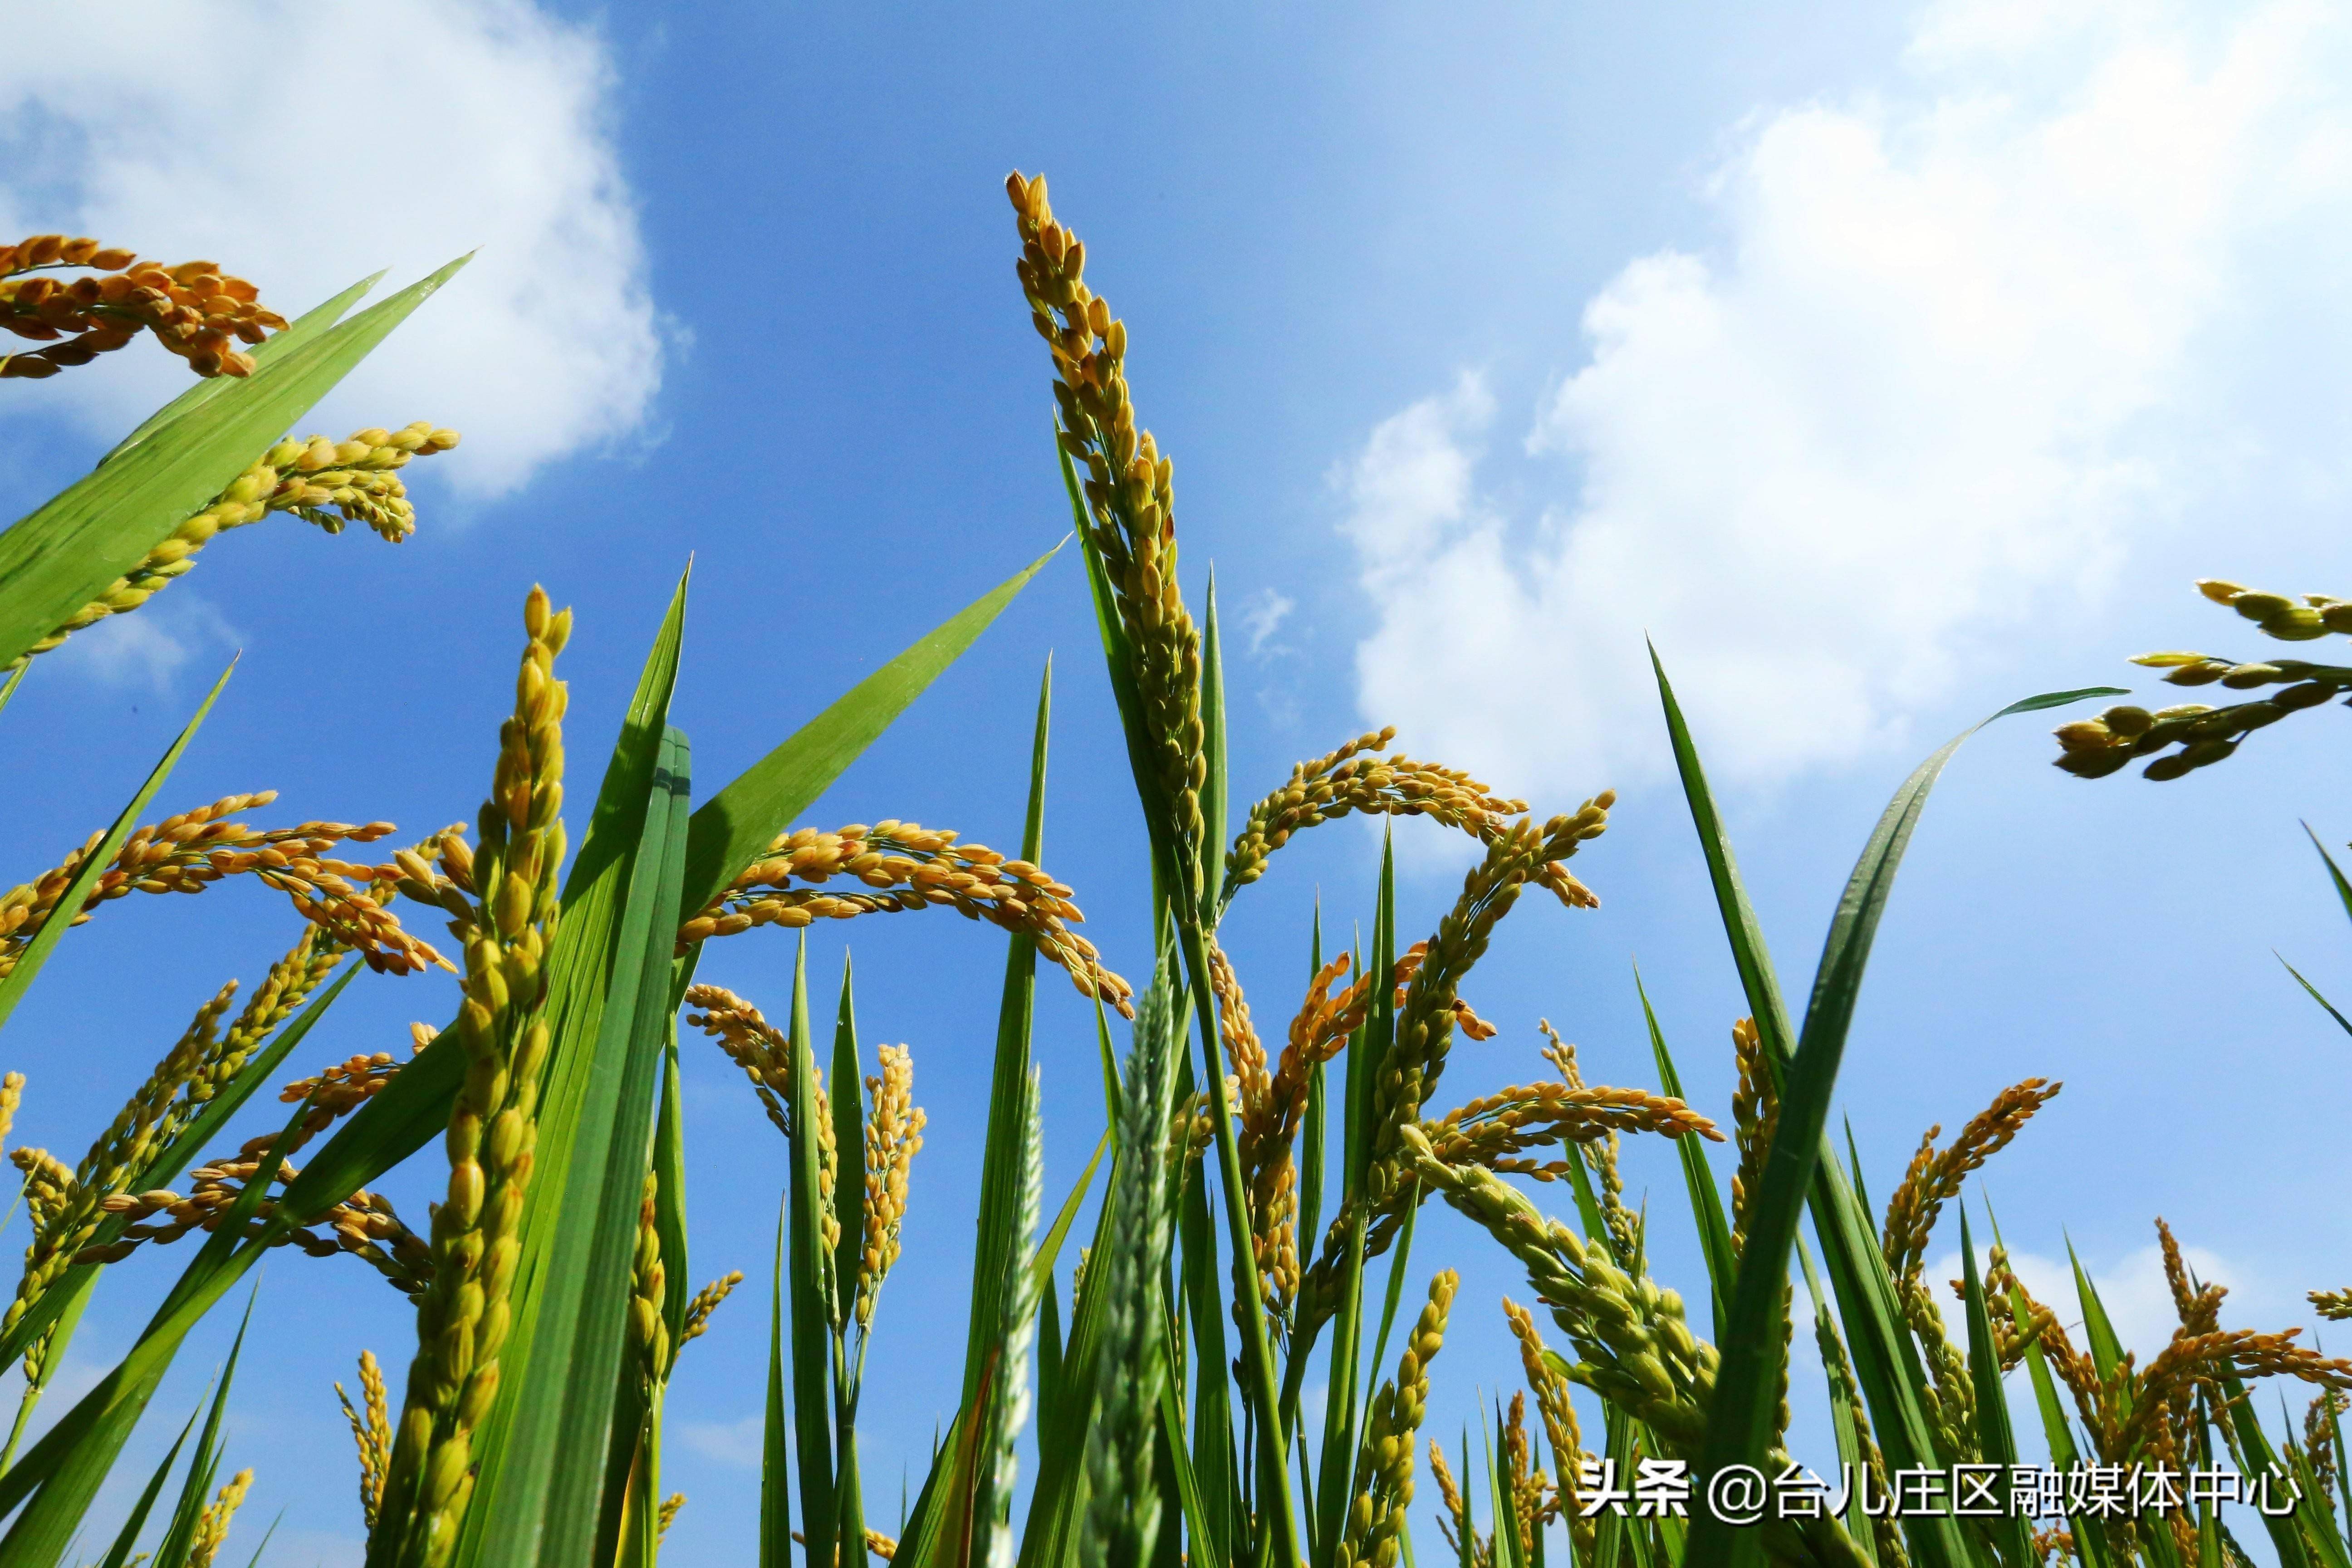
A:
[[7, 0, 2352, 1561]]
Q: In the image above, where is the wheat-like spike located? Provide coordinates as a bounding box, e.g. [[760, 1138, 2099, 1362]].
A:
[[858, 1045, 924, 1328], [2315, 1289, 2352, 1322], [2052, 580, 2352, 781], [1728, 1017, 1776, 1250], [1078, 965, 1183, 1568], [0, 238, 284, 380], [187, 1466, 254, 1568], [658, 1493, 686, 1542], [1007, 171, 1207, 897], [679, 823, 1132, 1017], [1333, 1270, 1458, 1568], [372, 587, 569, 1567], [9, 423, 459, 671], [630, 1171, 670, 1387], [337, 1350, 392, 1530]]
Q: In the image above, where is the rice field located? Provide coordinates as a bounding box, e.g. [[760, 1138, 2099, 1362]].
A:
[[0, 180, 2347, 1568]]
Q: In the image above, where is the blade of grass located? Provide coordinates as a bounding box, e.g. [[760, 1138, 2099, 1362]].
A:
[[1637, 965, 1735, 1336], [0, 658, 234, 1035], [678, 548, 1059, 923], [99, 273, 381, 464], [1957, 1207, 2034, 1568], [833, 956, 869, 1568], [0, 258, 468, 671], [964, 658, 1053, 1416], [1199, 570, 1228, 920], [1666, 647, 2118, 1568], [763, 1202, 792, 1568], [2279, 955, 2352, 1040], [786, 936, 839, 1566], [150, 1290, 255, 1568], [91, 1402, 198, 1568], [476, 726, 694, 1568]]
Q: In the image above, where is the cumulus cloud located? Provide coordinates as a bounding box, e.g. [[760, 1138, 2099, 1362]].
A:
[[1241, 587, 1297, 657], [50, 590, 238, 691], [1343, 0, 2352, 792], [0, 0, 659, 496]]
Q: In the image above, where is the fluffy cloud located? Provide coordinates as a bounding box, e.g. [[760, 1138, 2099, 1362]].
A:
[[1343, 0, 2352, 792], [50, 589, 237, 691], [0, 0, 658, 497]]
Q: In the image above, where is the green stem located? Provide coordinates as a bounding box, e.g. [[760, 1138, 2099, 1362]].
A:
[[1176, 914, 1301, 1568]]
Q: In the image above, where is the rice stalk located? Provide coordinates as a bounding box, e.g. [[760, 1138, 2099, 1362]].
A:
[[368, 586, 570, 1568], [337, 1350, 392, 1531]]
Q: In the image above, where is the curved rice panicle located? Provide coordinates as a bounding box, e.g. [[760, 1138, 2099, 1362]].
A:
[[0, 235, 285, 381], [678, 821, 1132, 1016]]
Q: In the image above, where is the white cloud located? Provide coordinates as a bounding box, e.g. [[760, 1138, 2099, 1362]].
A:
[[0, 0, 659, 497], [51, 589, 238, 691], [1241, 586, 1296, 657], [676, 1412, 766, 1469], [1929, 1241, 2247, 1359], [1343, 0, 2352, 793]]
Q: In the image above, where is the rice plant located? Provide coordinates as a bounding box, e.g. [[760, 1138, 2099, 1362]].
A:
[[0, 183, 2343, 1568]]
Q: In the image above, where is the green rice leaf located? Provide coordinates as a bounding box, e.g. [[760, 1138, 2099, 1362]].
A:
[[1638, 965, 1735, 1336], [90, 1403, 199, 1568], [1958, 1207, 2034, 1568], [0, 658, 234, 1036], [786, 936, 840, 1563], [763, 1203, 792, 1568], [1665, 648, 2115, 1568], [1199, 569, 1228, 921], [678, 546, 1059, 923], [150, 1291, 255, 1568], [0, 257, 467, 672], [472, 723, 694, 1568]]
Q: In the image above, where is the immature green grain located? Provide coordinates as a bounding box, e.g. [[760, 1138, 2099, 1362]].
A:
[[1728, 1017, 1776, 1250], [658, 1494, 685, 1542], [631, 1172, 670, 1383], [1503, 1393, 1542, 1565], [1078, 968, 1183, 1568], [1333, 1269, 1458, 1568], [10, 422, 459, 670], [0, 236, 285, 380], [2053, 578, 2352, 779], [372, 585, 570, 1568], [681, 1271, 742, 1347]]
